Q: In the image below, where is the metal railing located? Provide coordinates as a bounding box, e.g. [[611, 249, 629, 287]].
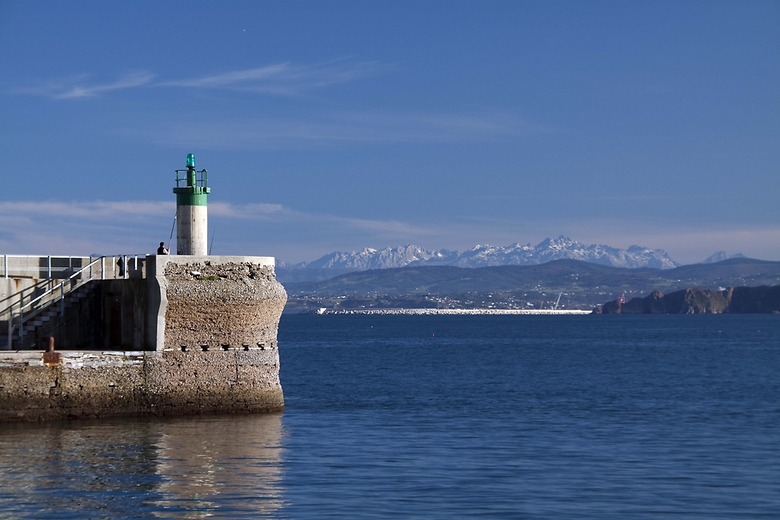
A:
[[2, 255, 93, 279], [3, 254, 146, 349], [175, 168, 208, 189]]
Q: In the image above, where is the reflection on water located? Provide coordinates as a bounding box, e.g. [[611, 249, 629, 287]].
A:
[[0, 413, 285, 518], [152, 414, 284, 517], [1, 316, 779, 518]]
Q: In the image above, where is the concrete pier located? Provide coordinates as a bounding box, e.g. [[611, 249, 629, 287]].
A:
[[0, 255, 286, 422]]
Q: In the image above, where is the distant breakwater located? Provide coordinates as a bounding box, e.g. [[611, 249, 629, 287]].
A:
[[316, 309, 591, 316]]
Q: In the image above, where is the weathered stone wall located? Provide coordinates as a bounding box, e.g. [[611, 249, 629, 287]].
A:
[[162, 261, 286, 350], [0, 349, 283, 421], [144, 349, 283, 416]]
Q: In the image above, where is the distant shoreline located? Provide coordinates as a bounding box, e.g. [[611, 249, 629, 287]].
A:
[[309, 309, 592, 316]]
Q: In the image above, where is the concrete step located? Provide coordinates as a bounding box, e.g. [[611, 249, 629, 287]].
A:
[[18, 281, 97, 334]]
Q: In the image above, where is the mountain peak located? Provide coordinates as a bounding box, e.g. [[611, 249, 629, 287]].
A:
[[702, 251, 746, 264]]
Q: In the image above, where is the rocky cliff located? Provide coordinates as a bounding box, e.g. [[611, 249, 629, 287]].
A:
[[597, 285, 780, 314]]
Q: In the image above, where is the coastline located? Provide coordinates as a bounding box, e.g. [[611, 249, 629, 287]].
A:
[[313, 308, 591, 316]]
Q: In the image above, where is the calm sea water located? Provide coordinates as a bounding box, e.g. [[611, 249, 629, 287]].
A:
[[1, 314, 779, 519]]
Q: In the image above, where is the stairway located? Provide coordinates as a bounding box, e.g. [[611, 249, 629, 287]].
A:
[[1, 255, 147, 350], [14, 282, 98, 350]]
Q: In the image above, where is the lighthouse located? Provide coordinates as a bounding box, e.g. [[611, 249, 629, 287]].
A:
[[173, 153, 210, 255]]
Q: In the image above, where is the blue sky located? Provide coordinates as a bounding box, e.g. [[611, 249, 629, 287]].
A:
[[0, 1, 777, 264]]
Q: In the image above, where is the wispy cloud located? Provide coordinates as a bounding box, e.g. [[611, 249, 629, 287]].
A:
[[0, 199, 435, 257], [8, 60, 385, 100], [209, 202, 285, 218], [210, 201, 435, 237], [0, 200, 173, 254], [1, 199, 779, 263], [158, 60, 385, 96], [146, 109, 536, 149], [0, 200, 172, 217], [10, 71, 155, 99]]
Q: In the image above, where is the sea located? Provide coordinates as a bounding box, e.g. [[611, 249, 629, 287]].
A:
[[1, 314, 779, 519]]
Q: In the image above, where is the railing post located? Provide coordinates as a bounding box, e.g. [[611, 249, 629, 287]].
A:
[[60, 282, 65, 316], [47, 256, 51, 279], [7, 305, 12, 349], [18, 293, 24, 344], [3, 254, 7, 278], [101, 257, 105, 280]]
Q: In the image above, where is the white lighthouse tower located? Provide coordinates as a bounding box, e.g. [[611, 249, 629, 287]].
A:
[[173, 153, 210, 255]]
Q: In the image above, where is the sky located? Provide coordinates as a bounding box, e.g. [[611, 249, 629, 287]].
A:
[[0, 1, 778, 265]]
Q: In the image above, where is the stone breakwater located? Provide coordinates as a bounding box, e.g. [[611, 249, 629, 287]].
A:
[[163, 261, 286, 350], [319, 309, 591, 316], [0, 255, 287, 422], [0, 349, 283, 422]]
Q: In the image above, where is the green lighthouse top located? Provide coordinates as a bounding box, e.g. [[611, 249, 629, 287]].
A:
[[174, 153, 210, 205]]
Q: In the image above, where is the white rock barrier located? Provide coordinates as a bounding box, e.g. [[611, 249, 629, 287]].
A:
[[323, 308, 592, 316]]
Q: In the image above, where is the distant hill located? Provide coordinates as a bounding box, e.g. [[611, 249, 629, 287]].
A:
[[284, 257, 780, 312], [598, 285, 780, 314], [701, 251, 746, 264], [278, 236, 679, 283]]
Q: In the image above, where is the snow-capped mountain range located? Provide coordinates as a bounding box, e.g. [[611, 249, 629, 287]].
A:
[[280, 236, 680, 271]]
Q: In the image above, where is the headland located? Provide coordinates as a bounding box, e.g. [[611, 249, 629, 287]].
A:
[[596, 285, 780, 314]]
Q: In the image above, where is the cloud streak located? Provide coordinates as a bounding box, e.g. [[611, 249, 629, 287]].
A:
[[210, 201, 435, 237], [0, 200, 172, 218], [0, 199, 435, 257], [8, 60, 385, 100], [1, 199, 779, 263], [10, 71, 155, 99], [7, 61, 536, 148], [147, 110, 536, 149], [158, 60, 385, 95]]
